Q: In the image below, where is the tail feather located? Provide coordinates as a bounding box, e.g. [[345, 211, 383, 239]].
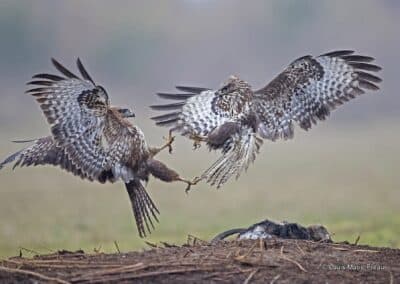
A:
[[202, 128, 263, 188], [125, 180, 160, 238]]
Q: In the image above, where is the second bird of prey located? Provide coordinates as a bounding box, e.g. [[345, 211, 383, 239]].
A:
[[0, 50, 382, 237]]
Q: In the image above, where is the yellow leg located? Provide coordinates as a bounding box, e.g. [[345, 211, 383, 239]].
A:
[[162, 130, 175, 154], [177, 176, 202, 194], [190, 134, 207, 150], [150, 130, 175, 156]]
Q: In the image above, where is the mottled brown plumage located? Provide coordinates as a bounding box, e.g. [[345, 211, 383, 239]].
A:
[[1, 59, 197, 237], [151, 50, 382, 188]]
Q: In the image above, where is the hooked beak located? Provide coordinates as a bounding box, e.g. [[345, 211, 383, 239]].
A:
[[117, 108, 135, 118], [126, 110, 135, 118]]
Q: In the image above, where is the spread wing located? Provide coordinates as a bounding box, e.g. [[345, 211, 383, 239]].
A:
[[252, 50, 382, 140], [150, 87, 228, 137], [0, 136, 91, 180], [26, 59, 137, 182]]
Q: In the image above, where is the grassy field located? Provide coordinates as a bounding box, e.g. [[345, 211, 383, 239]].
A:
[[0, 120, 399, 258]]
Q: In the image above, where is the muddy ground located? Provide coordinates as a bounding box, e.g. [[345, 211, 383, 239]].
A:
[[0, 236, 398, 283]]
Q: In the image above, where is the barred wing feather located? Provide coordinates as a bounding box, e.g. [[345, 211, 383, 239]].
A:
[[253, 50, 382, 140]]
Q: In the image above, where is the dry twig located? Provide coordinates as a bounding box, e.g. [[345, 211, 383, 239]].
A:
[[352, 249, 379, 253], [19, 247, 41, 256], [113, 241, 121, 253], [71, 262, 145, 281], [243, 268, 259, 284], [354, 235, 361, 245], [0, 265, 70, 284], [80, 267, 215, 283], [270, 274, 281, 284], [235, 241, 258, 261], [295, 241, 306, 256], [279, 245, 307, 273], [145, 241, 158, 248]]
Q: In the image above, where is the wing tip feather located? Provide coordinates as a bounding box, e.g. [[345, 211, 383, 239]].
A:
[[51, 58, 79, 79]]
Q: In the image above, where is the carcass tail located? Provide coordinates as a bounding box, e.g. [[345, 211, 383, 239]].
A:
[[211, 228, 246, 243]]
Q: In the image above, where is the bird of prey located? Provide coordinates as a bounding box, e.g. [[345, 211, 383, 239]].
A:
[[151, 50, 382, 189], [0, 59, 199, 237]]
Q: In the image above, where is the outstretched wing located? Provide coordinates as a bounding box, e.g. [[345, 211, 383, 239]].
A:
[[26, 59, 136, 181], [252, 50, 382, 140], [0, 136, 90, 180], [150, 87, 231, 137]]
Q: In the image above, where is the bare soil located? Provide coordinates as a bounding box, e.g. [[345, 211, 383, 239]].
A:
[[0, 236, 399, 283]]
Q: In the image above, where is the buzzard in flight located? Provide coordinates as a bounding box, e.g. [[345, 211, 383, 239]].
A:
[[0, 59, 198, 237], [151, 50, 382, 189]]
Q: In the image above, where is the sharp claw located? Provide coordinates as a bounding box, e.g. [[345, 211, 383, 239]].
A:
[[194, 176, 201, 184], [169, 136, 175, 154], [185, 183, 191, 194], [192, 141, 201, 150], [189, 134, 205, 151], [185, 176, 201, 194], [162, 134, 175, 154]]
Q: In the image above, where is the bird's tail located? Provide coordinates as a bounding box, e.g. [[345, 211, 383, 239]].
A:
[[125, 179, 160, 238], [201, 127, 263, 188]]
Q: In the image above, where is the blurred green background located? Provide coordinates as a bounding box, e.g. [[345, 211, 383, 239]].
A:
[[0, 0, 399, 258]]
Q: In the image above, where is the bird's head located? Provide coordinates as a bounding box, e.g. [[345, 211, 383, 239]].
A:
[[94, 85, 110, 106], [307, 225, 332, 242], [215, 75, 251, 96], [113, 107, 136, 118]]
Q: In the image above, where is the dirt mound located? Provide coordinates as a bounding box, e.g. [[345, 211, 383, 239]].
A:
[[0, 236, 398, 283]]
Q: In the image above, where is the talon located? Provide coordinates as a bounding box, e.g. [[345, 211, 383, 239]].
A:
[[185, 176, 201, 194], [192, 140, 201, 150], [163, 134, 175, 154], [150, 132, 176, 157], [185, 183, 191, 194], [190, 134, 207, 151]]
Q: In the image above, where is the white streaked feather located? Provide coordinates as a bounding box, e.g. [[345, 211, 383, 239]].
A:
[[201, 127, 263, 188], [181, 90, 232, 136]]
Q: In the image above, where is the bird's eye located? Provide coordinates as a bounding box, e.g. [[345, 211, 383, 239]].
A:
[[221, 86, 228, 93]]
